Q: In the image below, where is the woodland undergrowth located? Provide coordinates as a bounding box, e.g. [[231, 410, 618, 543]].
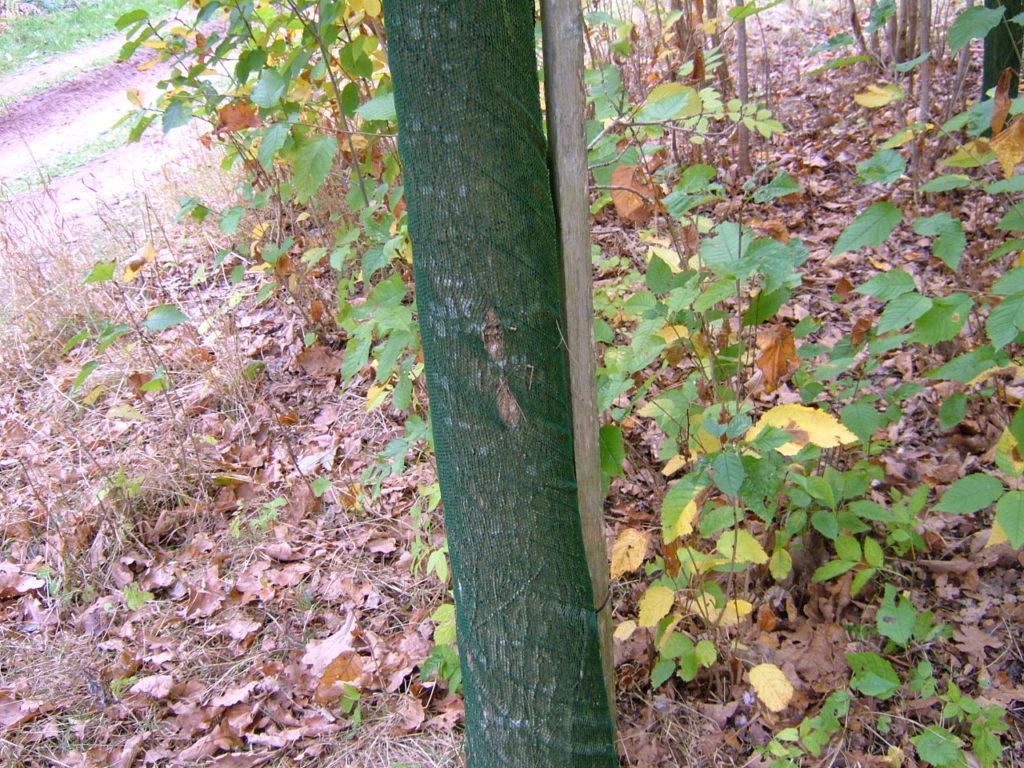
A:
[[1, 0, 1024, 767]]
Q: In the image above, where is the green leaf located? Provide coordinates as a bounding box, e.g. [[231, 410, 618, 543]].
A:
[[863, 536, 884, 568], [728, 0, 785, 20], [312, 477, 332, 498], [651, 657, 675, 688], [712, 452, 745, 497], [893, 51, 931, 72], [812, 559, 857, 581], [877, 292, 933, 334], [253, 68, 287, 108], [292, 135, 338, 202], [356, 92, 397, 122], [876, 584, 916, 646], [910, 293, 971, 344], [920, 174, 971, 192], [752, 171, 802, 203], [985, 175, 1024, 193], [855, 268, 915, 300], [635, 82, 698, 121], [911, 726, 963, 767], [986, 294, 1024, 348], [832, 202, 902, 256], [996, 491, 1024, 548], [70, 360, 100, 395], [162, 100, 191, 134], [938, 392, 967, 429], [219, 206, 245, 235], [991, 266, 1024, 295], [948, 6, 1004, 51], [934, 473, 1004, 514], [84, 260, 116, 283], [114, 8, 149, 29], [928, 346, 1003, 382], [599, 424, 626, 478], [857, 149, 906, 185], [913, 213, 965, 271], [846, 651, 901, 698], [258, 122, 291, 169], [841, 402, 883, 443], [142, 305, 189, 333]]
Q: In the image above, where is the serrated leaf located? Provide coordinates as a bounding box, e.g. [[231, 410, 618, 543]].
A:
[[934, 473, 1004, 514], [927, 347, 1002, 382], [911, 726, 963, 767], [877, 584, 916, 645], [749, 663, 795, 712], [635, 82, 699, 121], [610, 528, 649, 579], [638, 585, 675, 627], [920, 174, 971, 192], [769, 547, 792, 580], [913, 213, 966, 271], [292, 135, 338, 202], [834, 535, 861, 562], [717, 528, 769, 564], [987, 294, 1024, 348], [949, 6, 1004, 51], [833, 202, 902, 256], [857, 149, 906, 184], [846, 651, 901, 698], [938, 392, 967, 429], [995, 490, 1024, 548], [252, 68, 287, 108], [142, 304, 189, 332], [812, 559, 857, 581], [600, 424, 626, 478], [878, 291, 933, 333], [746, 403, 857, 456], [650, 657, 675, 688], [841, 401, 883, 443], [712, 452, 745, 496], [356, 92, 397, 122], [853, 83, 904, 108], [662, 475, 706, 542], [911, 293, 971, 344], [863, 536, 884, 567], [855, 268, 916, 300]]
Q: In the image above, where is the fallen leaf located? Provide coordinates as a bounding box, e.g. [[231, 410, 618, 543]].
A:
[[610, 528, 650, 579], [992, 68, 1014, 134], [756, 324, 799, 392], [746, 403, 857, 455], [129, 674, 175, 699], [217, 101, 261, 133], [638, 585, 675, 627], [749, 663, 795, 712], [301, 612, 357, 676], [991, 114, 1024, 178], [611, 164, 657, 224]]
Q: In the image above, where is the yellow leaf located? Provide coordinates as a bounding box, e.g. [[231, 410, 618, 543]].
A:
[[662, 454, 688, 476], [941, 139, 995, 169], [991, 115, 1024, 178], [126, 87, 143, 108], [123, 242, 157, 282], [769, 547, 793, 580], [362, 0, 381, 15], [136, 56, 162, 72], [884, 746, 905, 768], [986, 520, 1010, 548], [614, 620, 637, 641], [853, 83, 904, 108], [610, 528, 650, 579], [745, 403, 857, 456], [107, 404, 145, 420], [719, 599, 753, 626], [749, 663, 795, 712], [690, 425, 720, 455], [718, 529, 769, 564], [638, 585, 675, 627], [996, 427, 1024, 476], [655, 324, 690, 343], [687, 594, 752, 625], [667, 498, 699, 542]]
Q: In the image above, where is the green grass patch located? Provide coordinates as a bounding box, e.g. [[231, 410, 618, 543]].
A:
[[0, 0, 177, 78]]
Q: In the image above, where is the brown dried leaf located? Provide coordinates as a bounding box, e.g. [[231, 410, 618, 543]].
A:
[[217, 101, 261, 133], [756, 324, 799, 393], [610, 164, 657, 224], [851, 316, 873, 346], [992, 68, 1014, 135], [301, 612, 357, 676], [128, 674, 175, 699], [991, 114, 1024, 178], [0, 692, 42, 730]]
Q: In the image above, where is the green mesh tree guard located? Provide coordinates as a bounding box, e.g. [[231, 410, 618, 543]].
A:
[[381, 2, 618, 766], [983, 0, 1024, 100]]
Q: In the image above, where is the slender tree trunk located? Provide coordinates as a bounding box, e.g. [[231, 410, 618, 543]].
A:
[[381, 2, 618, 766], [736, 0, 753, 175]]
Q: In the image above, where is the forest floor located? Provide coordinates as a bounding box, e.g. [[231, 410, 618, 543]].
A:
[[1, 4, 1023, 768]]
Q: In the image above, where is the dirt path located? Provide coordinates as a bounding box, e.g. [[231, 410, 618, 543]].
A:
[[0, 34, 202, 226]]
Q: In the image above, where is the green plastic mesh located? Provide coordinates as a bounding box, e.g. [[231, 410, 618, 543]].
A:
[[381, 2, 617, 766]]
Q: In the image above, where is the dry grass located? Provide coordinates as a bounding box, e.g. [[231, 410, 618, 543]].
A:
[[0, 147, 460, 767]]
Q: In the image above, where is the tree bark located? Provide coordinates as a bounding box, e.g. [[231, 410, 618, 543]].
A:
[[381, 2, 619, 766]]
